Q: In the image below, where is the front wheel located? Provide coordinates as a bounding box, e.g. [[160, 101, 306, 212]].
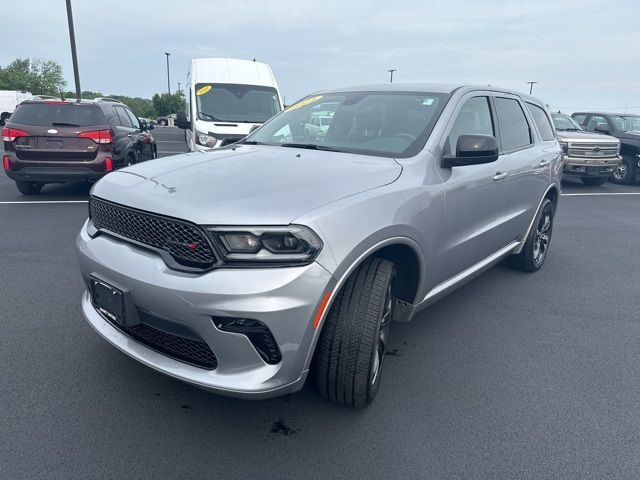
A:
[[610, 157, 635, 184], [313, 257, 395, 408], [15, 181, 43, 195], [508, 198, 554, 272], [580, 176, 607, 186]]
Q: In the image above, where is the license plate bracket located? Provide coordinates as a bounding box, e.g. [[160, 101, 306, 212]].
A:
[[90, 277, 126, 326]]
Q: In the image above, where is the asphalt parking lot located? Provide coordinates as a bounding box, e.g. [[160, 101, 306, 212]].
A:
[[2, 128, 640, 479]]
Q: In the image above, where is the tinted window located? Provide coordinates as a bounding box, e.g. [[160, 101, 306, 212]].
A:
[[124, 107, 140, 129], [446, 96, 494, 155], [114, 106, 134, 128], [572, 114, 587, 126], [527, 103, 555, 141], [9, 103, 106, 126], [495, 97, 532, 151], [246, 91, 450, 158], [586, 115, 608, 132], [552, 114, 582, 131]]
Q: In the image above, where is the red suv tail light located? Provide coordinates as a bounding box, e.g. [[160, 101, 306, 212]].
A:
[[2, 128, 30, 142], [105, 157, 113, 172], [2, 155, 10, 171], [78, 129, 113, 144]]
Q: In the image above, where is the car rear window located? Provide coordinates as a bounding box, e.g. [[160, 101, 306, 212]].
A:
[[9, 103, 106, 127]]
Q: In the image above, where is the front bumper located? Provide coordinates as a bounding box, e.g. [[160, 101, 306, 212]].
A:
[[76, 221, 335, 398], [562, 155, 621, 177]]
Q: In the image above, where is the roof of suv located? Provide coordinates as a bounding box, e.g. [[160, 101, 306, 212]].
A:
[[573, 111, 640, 117]]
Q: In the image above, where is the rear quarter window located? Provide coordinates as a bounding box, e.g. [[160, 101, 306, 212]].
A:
[[526, 103, 555, 141], [9, 103, 106, 127], [495, 97, 532, 151]]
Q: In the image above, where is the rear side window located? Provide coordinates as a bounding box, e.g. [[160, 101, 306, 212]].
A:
[[9, 103, 106, 127], [114, 106, 134, 128], [495, 97, 532, 151], [526, 103, 555, 141]]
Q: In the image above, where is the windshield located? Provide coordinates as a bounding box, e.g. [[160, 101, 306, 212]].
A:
[[195, 83, 281, 123], [551, 114, 582, 131], [9, 102, 105, 126], [244, 91, 450, 158], [611, 115, 640, 132]]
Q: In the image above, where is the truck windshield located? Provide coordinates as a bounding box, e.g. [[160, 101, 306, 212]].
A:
[[243, 91, 450, 158], [195, 83, 281, 123], [551, 114, 582, 131]]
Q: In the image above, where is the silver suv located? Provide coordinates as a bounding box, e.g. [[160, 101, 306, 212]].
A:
[[76, 84, 562, 407]]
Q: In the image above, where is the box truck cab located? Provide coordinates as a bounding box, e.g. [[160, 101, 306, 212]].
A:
[[0, 90, 33, 124], [177, 58, 283, 151]]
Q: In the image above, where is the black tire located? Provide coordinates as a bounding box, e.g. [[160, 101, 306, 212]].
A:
[[610, 156, 635, 185], [313, 257, 395, 408], [152, 146, 158, 159], [580, 176, 607, 186], [15, 181, 43, 195], [508, 198, 554, 272], [126, 153, 136, 166]]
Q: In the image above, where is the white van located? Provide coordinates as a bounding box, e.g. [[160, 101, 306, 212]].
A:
[[177, 58, 283, 151], [0, 90, 33, 124]]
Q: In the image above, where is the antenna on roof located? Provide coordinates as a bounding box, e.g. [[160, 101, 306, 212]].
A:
[[253, 58, 256, 61]]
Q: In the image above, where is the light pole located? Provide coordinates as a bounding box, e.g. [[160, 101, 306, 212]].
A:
[[177, 82, 181, 94], [388, 69, 396, 83], [527, 81, 539, 95], [65, 0, 81, 102], [164, 52, 171, 97]]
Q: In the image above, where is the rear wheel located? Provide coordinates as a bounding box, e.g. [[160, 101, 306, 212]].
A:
[[580, 176, 607, 186], [126, 153, 136, 166], [611, 156, 635, 184], [15, 181, 43, 195], [508, 198, 554, 272], [313, 257, 395, 408]]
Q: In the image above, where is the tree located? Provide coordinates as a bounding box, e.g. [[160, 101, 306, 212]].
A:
[[0, 58, 66, 95], [152, 91, 186, 116]]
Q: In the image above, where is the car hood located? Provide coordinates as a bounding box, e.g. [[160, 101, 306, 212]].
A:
[[556, 130, 619, 143], [618, 130, 640, 141], [91, 145, 402, 225]]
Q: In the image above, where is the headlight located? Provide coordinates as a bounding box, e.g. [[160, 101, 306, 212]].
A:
[[206, 225, 323, 266], [195, 130, 217, 148]]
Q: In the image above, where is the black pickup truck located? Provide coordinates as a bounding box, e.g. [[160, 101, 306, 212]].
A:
[[571, 112, 640, 184]]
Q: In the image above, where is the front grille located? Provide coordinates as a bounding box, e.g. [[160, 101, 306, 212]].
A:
[[112, 310, 218, 369], [89, 197, 217, 271], [568, 143, 619, 159]]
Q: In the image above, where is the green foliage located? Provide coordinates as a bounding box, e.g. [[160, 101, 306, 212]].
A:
[[152, 92, 186, 116], [0, 58, 66, 96]]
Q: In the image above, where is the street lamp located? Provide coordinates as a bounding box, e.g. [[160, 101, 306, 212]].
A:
[[527, 81, 539, 95], [164, 52, 171, 97], [177, 82, 181, 94], [388, 69, 396, 83], [65, 0, 81, 102]]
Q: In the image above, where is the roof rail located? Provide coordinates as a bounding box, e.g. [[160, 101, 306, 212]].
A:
[[93, 97, 122, 103]]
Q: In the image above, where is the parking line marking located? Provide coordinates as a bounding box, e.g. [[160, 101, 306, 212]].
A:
[[0, 200, 88, 204], [561, 192, 640, 196]]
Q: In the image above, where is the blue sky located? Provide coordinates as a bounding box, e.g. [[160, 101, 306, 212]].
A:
[[4, 0, 640, 113]]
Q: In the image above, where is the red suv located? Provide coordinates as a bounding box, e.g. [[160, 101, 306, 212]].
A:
[[2, 99, 157, 195]]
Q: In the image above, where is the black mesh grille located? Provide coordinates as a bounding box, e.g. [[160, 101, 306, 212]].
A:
[[89, 197, 217, 270], [119, 318, 217, 370]]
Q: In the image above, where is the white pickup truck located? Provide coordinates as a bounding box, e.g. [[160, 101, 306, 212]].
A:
[[0, 90, 33, 124]]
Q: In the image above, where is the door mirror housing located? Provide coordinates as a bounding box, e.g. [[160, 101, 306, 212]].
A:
[[442, 134, 499, 167], [140, 119, 154, 131], [176, 110, 189, 129], [593, 124, 611, 135]]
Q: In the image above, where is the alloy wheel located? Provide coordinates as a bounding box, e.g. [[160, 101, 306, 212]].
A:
[[371, 277, 394, 386], [533, 205, 553, 266]]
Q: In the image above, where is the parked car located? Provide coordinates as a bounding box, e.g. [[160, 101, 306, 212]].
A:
[[77, 84, 561, 407], [551, 113, 620, 186], [304, 114, 332, 139], [571, 112, 640, 184], [155, 113, 176, 126], [0, 90, 32, 125], [2, 98, 155, 195]]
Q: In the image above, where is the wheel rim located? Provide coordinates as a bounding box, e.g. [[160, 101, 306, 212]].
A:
[[533, 205, 552, 266], [613, 162, 627, 180], [371, 278, 394, 386]]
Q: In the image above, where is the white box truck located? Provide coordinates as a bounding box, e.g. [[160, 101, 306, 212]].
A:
[[176, 58, 283, 151], [0, 90, 33, 124]]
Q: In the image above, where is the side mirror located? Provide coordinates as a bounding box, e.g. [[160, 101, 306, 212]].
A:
[[176, 110, 189, 129], [594, 124, 611, 135], [442, 134, 499, 167]]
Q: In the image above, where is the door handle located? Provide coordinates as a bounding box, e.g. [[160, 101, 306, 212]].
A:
[[539, 159, 551, 167], [493, 171, 508, 181]]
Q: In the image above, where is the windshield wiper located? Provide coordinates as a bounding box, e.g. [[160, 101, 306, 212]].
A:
[[280, 143, 346, 152], [51, 122, 80, 127], [241, 140, 267, 145], [199, 112, 223, 121]]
